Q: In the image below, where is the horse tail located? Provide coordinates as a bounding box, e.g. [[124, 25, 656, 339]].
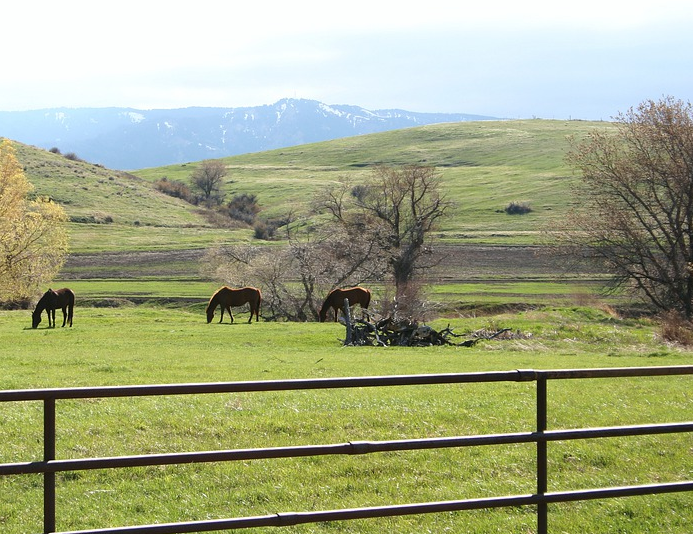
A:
[[256, 289, 262, 321], [363, 288, 371, 309], [67, 289, 75, 327]]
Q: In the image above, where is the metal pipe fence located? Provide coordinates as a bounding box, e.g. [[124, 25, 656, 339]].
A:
[[1, 366, 692, 534]]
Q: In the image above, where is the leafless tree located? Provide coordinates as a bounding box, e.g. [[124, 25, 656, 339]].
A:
[[202, 215, 387, 321], [191, 159, 227, 206], [562, 96, 693, 318], [316, 166, 453, 312]]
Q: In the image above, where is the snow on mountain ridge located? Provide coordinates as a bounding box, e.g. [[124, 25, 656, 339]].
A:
[[0, 98, 498, 169]]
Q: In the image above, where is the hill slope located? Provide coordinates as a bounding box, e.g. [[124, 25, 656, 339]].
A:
[[13, 119, 615, 256], [138, 119, 615, 242]]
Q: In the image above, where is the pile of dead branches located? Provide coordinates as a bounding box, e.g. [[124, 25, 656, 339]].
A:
[[343, 316, 514, 347]]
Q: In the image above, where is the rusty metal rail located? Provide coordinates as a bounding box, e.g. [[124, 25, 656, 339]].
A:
[[1, 365, 692, 534]]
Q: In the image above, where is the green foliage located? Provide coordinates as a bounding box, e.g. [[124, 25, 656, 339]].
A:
[[504, 200, 532, 214]]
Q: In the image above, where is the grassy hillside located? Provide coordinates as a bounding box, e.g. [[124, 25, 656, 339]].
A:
[[14, 119, 615, 253], [136, 119, 615, 244]]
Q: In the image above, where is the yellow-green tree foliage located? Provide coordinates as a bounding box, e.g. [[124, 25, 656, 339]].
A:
[[0, 139, 68, 303]]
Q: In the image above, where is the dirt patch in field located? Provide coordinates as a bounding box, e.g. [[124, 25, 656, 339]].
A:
[[428, 245, 598, 281], [62, 249, 206, 278], [62, 245, 597, 281]]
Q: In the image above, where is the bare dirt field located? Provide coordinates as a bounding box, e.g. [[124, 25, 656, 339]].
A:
[[62, 245, 599, 282]]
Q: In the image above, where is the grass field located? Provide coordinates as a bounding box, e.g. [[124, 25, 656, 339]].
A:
[[1, 306, 692, 533], [5, 119, 693, 532]]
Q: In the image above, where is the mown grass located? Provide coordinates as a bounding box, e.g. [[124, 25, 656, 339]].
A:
[[1, 306, 692, 533]]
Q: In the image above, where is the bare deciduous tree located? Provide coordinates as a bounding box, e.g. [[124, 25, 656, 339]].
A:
[[316, 165, 453, 314], [202, 215, 387, 321], [562, 96, 693, 317], [191, 159, 227, 206]]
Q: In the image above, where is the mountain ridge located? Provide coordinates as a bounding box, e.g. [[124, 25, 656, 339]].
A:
[[0, 98, 498, 170]]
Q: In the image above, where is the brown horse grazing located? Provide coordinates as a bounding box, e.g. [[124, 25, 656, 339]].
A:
[[206, 286, 261, 324], [32, 288, 75, 329], [319, 286, 371, 322]]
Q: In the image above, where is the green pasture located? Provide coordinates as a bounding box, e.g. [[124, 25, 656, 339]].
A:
[[52, 278, 616, 313], [8, 118, 693, 532], [135, 120, 607, 243], [65, 224, 252, 254], [1, 306, 692, 533]]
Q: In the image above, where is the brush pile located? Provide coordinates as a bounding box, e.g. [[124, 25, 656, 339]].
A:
[[343, 316, 513, 347]]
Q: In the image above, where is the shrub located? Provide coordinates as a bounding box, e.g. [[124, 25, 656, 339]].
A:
[[49, 147, 61, 155], [659, 311, 693, 346], [64, 152, 82, 162], [253, 217, 287, 240], [224, 194, 260, 224], [253, 220, 274, 240], [504, 201, 532, 215], [351, 184, 369, 201], [154, 177, 194, 203]]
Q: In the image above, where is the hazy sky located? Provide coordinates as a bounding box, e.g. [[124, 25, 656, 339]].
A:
[[2, 0, 692, 120]]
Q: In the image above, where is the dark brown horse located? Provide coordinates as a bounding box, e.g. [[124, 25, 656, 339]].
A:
[[319, 286, 371, 322], [32, 288, 75, 328], [206, 286, 262, 324]]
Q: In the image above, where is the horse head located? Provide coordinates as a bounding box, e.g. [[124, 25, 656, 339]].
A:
[[31, 310, 42, 329], [318, 304, 329, 322]]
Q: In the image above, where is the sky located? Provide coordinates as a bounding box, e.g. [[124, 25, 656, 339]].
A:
[[2, 0, 693, 120]]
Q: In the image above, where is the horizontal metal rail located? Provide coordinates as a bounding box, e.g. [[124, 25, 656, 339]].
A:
[[1, 366, 692, 534], [55, 481, 693, 534], [3, 422, 693, 476], [3, 365, 692, 403]]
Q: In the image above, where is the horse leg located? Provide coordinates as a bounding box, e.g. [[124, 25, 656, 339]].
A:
[[61, 306, 67, 327], [49, 309, 56, 328], [68, 305, 73, 327], [228, 306, 234, 323], [218, 305, 224, 323]]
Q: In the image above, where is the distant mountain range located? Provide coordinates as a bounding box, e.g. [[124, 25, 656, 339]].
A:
[[0, 99, 498, 170]]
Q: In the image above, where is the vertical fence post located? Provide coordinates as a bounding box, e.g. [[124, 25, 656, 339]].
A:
[[44, 398, 56, 534], [536, 375, 548, 534]]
